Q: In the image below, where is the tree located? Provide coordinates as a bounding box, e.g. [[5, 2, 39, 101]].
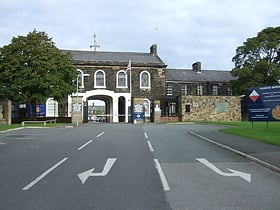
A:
[[230, 26, 280, 95], [0, 30, 77, 118]]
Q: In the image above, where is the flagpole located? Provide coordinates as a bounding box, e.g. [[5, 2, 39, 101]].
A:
[[130, 63, 132, 94]]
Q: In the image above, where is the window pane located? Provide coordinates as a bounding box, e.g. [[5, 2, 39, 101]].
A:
[[118, 72, 126, 87], [167, 84, 173, 95], [181, 84, 188, 95], [96, 71, 104, 86], [212, 85, 218, 95], [141, 72, 149, 87]]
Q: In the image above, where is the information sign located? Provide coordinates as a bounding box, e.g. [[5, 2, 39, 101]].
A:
[[248, 85, 280, 121]]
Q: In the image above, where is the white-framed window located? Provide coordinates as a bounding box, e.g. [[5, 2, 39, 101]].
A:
[[94, 70, 105, 88], [166, 83, 173, 95], [227, 88, 233, 96], [143, 99, 150, 117], [116, 70, 127, 88], [212, 85, 218, 95], [77, 69, 85, 88], [140, 71, 151, 88], [181, 84, 188, 95], [197, 84, 203, 95]]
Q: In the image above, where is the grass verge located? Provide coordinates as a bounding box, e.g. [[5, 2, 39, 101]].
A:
[[202, 121, 280, 147], [0, 123, 69, 131]]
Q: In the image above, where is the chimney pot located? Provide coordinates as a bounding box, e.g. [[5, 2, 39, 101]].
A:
[[192, 61, 201, 72], [150, 44, 157, 56]]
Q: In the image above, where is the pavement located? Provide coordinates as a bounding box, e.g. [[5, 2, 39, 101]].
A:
[[189, 128, 280, 173]]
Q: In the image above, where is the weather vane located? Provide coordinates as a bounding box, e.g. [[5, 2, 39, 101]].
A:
[[90, 33, 100, 51]]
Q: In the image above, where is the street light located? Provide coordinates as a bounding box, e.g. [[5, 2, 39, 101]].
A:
[[76, 73, 90, 126]]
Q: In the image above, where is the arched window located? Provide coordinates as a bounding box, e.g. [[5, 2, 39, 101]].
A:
[[116, 70, 127, 88], [94, 70, 105, 88], [140, 71, 151, 89]]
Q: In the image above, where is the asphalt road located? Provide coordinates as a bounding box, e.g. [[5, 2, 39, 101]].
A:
[[0, 123, 280, 210]]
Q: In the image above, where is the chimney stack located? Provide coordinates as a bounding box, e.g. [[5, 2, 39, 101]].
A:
[[192, 61, 201, 73], [150, 44, 157, 56]]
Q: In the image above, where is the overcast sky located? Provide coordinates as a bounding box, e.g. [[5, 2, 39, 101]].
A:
[[0, 0, 279, 70]]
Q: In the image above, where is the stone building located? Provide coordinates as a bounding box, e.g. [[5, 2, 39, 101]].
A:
[[62, 44, 240, 124]]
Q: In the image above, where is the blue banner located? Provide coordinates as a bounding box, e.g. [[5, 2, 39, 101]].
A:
[[248, 85, 280, 121]]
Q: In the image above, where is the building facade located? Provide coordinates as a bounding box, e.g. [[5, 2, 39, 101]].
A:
[[63, 44, 241, 124]]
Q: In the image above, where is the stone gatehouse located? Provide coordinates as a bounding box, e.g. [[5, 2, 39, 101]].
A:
[[60, 43, 240, 123]]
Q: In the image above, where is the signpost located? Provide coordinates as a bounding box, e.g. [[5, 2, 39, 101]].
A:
[[248, 85, 280, 127]]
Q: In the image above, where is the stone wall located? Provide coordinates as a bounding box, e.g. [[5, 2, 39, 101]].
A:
[[181, 96, 241, 122]]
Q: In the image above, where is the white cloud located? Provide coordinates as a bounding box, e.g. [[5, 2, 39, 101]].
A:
[[0, 0, 279, 70]]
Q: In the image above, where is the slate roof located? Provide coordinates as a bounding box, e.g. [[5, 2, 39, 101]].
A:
[[62, 49, 166, 67], [166, 68, 236, 83]]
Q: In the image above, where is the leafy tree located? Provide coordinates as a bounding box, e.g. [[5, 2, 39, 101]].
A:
[[231, 26, 280, 95], [0, 30, 77, 118]]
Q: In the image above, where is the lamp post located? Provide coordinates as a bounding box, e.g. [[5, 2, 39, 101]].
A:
[[76, 73, 90, 126]]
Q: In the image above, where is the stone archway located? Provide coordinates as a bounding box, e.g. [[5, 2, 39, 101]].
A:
[[87, 95, 112, 123], [81, 89, 131, 123]]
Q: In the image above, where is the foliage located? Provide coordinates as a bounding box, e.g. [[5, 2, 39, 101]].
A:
[[230, 26, 280, 95], [0, 30, 77, 117]]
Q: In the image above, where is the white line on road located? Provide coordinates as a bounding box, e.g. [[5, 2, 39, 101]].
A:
[[22, 157, 68, 191], [144, 132, 148, 139], [154, 159, 170, 191], [147, 141, 155, 152], [77, 139, 93, 151], [96, 132, 104, 138]]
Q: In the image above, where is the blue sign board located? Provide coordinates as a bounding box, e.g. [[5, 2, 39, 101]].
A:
[[133, 112, 144, 121], [248, 85, 280, 121], [29, 105, 46, 117]]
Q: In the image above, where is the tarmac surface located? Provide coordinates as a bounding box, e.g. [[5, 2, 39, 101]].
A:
[[189, 126, 280, 173]]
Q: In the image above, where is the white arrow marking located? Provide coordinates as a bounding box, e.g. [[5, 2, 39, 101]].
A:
[[197, 158, 251, 183], [78, 158, 117, 184]]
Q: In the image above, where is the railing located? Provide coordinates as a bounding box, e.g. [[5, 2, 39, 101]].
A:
[[21, 119, 57, 126]]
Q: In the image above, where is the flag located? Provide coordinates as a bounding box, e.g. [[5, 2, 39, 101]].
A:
[[126, 60, 131, 73]]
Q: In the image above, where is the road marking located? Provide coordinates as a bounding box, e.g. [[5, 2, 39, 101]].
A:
[[77, 139, 93, 151], [154, 159, 170, 191], [197, 158, 251, 182], [15, 138, 37, 140], [0, 142, 6, 145], [147, 141, 155, 152], [144, 132, 148, 139], [96, 132, 104, 138], [22, 157, 68, 191], [78, 158, 117, 184]]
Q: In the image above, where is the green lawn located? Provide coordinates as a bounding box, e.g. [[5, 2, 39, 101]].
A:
[[0, 124, 22, 131], [203, 121, 280, 147], [0, 123, 69, 131]]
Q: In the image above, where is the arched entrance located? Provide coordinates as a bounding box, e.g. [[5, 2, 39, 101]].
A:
[[82, 89, 131, 123], [118, 96, 126, 122], [87, 95, 112, 122]]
